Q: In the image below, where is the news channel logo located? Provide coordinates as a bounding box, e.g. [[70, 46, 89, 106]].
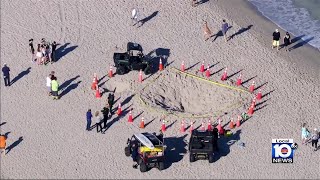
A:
[[272, 139, 298, 163]]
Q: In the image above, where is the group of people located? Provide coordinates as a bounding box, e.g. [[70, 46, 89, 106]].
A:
[[86, 93, 115, 133], [203, 19, 230, 42], [46, 71, 59, 100], [301, 123, 319, 151], [29, 38, 57, 65], [272, 29, 292, 51]]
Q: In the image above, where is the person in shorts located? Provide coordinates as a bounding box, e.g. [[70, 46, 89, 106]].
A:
[[311, 128, 319, 151], [46, 73, 53, 96], [272, 29, 281, 51], [51, 76, 59, 100], [221, 19, 229, 42]]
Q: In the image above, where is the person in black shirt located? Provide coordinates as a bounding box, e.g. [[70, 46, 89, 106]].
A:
[[283, 32, 291, 51], [272, 29, 281, 51], [108, 93, 115, 114], [51, 41, 57, 63], [101, 107, 109, 129], [29, 39, 36, 62], [2, 63, 10, 87]]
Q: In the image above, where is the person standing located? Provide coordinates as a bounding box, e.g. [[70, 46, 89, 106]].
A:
[[203, 21, 212, 41], [301, 123, 310, 145], [2, 63, 11, 87], [51, 76, 59, 100], [36, 44, 43, 65], [46, 73, 52, 96], [95, 111, 103, 133], [0, 134, 6, 156], [86, 109, 93, 131], [51, 41, 57, 63], [108, 93, 115, 114], [283, 32, 291, 51], [29, 39, 36, 62], [311, 128, 319, 151], [221, 19, 229, 42], [131, 8, 139, 26], [131, 142, 139, 168], [101, 107, 109, 129], [272, 29, 281, 51]]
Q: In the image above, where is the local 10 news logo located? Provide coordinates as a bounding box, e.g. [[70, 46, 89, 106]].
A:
[[272, 139, 298, 163]]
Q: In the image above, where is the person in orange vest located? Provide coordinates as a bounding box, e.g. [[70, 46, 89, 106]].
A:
[[0, 134, 7, 156]]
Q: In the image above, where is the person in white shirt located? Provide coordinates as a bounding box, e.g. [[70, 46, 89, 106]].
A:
[[131, 8, 139, 26], [46, 73, 52, 96]]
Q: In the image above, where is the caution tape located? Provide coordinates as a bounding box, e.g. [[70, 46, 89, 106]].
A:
[[170, 67, 251, 93]]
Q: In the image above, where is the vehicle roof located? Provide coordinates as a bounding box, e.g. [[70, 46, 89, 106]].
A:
[[134, 132, 162, 148], [127, 42, 143, 52]]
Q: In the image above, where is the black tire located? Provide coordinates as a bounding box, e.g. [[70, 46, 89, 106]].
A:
[[208, 154, 214, 163], [116, 65, 126, 75], [139, 162, 148, 172], [190, 154, 195, 162], [158, 162, 165, 171], [144, 66, 151, 75], [125, 147, 130, 157]]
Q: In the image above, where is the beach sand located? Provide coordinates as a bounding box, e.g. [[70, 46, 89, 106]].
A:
[[1, 0, 319, 179]]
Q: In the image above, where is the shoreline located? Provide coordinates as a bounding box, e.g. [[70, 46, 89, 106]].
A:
[[215, 0, 320, 80]]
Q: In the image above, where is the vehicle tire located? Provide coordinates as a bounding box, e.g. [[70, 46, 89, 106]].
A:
[[116, 65, 126, 75], [144, 66, 151, 75], [125, 147, 130, 157], [208, 154, 214, 163], [190, 154, 195, 162], [158, 162, 165, 171], [139, 162, 148, 172]]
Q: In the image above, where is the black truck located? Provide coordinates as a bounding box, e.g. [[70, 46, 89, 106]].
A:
[[113, 42, 152, 75], [188, 129, 219, 163]]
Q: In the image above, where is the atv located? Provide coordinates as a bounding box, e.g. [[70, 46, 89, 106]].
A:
[[125, 132, 166, 172], [113, 42, 152, 75], [188, 129, 219, 163]]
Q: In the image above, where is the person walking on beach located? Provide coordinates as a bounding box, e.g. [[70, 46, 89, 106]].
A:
[[51, 76, 59, 100], [108, 93, 115, 114], [311, 128, 319, 151], [0, 134, 7, 156], [131, 8, 139, 26], [101, 107, 109, 129], [203, 21, 212, 41], [272, 29, 281, 51], [86, 109, 93, 131], [95, 111, 103, 133], [283, 32, 291, 51], [301, 123, 310, 145], [2, 63, 11, 87], [222, 19, 229, 42]]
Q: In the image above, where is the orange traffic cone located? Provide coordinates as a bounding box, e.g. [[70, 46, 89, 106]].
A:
[[189, 121, 194, 132], [159, 58, 164, 71], [181, 61, 185, 72], [236, 115, 241, 127], [128, 110, 133, 123], [207, 120, 212, 131], [200, 121, 205, 131], [91, 78, 97, 90], [94, 73, 98, 84], [229, 118, 235, 129], [138, 69, 143, 83], [116, 104, 122, 115], [236, 73, 242, 86], [205, 65, 210, 78], [256, 89, 262, 100], [217, 118, 222, 133], [249, 81, 255, 93], [161, 120, 166, 132], [251, 97, 256, 109], [200, 61, 205, 73], [109, 66, 113, 78], [95, 85, 101, 98], [221, 67, 228, 81], [180, 120, 185, 133], [248, 104, 254, 115], [139, 117, 145, 129]]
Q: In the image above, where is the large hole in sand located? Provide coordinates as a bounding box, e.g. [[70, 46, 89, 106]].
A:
[[140, 71, 251, 116]]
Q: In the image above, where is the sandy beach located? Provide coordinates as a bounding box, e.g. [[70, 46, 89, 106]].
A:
[[1, 0, 319, 179]]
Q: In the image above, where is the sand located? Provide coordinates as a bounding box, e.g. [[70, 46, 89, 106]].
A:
[[1, 0, 319, 179]]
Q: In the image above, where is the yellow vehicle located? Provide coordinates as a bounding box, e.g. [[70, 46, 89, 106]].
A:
[[125, 132, 166, 172]]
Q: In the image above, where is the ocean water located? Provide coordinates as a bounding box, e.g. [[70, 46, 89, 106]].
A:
[[248, 0, 320, 51]]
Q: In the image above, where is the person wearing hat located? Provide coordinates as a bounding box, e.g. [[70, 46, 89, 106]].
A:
[[311, 128, 319, 151], [272, 29, 281, 51], [2, 63, 11, 87]]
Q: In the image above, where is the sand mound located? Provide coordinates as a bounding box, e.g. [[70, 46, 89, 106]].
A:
[[140, 70, 251, 116]]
